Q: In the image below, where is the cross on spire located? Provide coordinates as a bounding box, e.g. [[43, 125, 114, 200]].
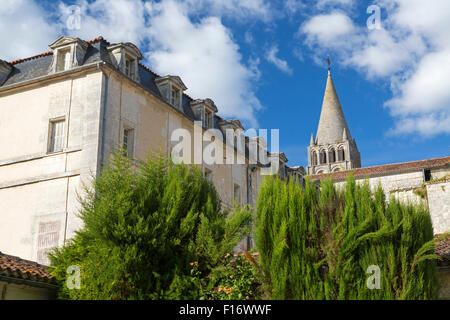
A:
[[327, 56, 331, 70]]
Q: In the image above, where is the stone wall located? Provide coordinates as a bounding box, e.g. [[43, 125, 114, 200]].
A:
[[331, 167, 449, 235], [439, 268, 450, 299], [0, 69, 103, 263], [427, 180, 450, 234], [334, 170, 425, 204]]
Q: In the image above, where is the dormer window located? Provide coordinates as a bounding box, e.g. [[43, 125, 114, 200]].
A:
[[49, 36, 89, 74], [125, 55, 136, 79], [190, 98, 218, 129], [171, 87, 180, 108], [107, 42, 143, 82], [56, 48, 71, 72], [204, 110, 213, 129], [155, 76, 187, 111]]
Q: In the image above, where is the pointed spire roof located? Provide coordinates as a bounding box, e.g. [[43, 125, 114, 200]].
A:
[[316, 69, 351, 145], [310, 133, 316, 146]]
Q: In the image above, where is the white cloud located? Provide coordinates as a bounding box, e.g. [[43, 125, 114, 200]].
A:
[[183, 0, 273, 22], [301, 12, 357, 48], [145, 0, 262, 126], [299, 1, 450, 137], [316, 0, 355, 10], [60, 0, 148, 45], [284, 0, 305, 15], [0, 0, 60, 61], [265, 45, 293, 74], [0, 0, 264, 127]]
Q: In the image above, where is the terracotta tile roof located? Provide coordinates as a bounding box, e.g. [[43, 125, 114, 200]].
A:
[[0, 252, 56, 284], [9, 51, 54, 65], [8, 37, 106, 65], [308, 156, 450, 181]]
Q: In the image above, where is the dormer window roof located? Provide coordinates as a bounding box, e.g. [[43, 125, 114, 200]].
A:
[[155, 75, 187, 110], [190, 98, 218, 129], [49, 36, 89, 73], [107, 42, 143, 81]]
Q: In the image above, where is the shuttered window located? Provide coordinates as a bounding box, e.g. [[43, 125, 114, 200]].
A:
[[56, 49, 71, 72], [37, 221, 60, 265], [48, 119, 65, 153]]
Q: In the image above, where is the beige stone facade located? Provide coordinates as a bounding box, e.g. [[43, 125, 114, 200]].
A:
[[0, 36, 302, 264]]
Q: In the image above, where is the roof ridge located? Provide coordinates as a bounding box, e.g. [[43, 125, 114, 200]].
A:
[[8, 36, 107, 65], [309, 156, 450, 179], [357, 156, 450, 170], [138, 62, 194, 101]]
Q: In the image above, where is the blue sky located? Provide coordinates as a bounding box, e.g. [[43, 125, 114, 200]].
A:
[[1, 0, 449, 169]]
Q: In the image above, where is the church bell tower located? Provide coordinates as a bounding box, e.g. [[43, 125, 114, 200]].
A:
[[307, 68, 361, 175]]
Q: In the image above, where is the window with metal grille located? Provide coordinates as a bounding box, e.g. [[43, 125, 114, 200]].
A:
[[123, 128, 134, 157], [36, 221, 60, 265], [48, 119, 65, 153]]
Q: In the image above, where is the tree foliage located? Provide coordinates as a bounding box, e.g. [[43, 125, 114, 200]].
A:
[[49, 152, 251, 300], [255, 174, 441, 299]]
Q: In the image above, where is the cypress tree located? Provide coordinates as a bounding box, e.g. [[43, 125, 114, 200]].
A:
[[49, 152, 251, 299], [255, 174, 441, 299]]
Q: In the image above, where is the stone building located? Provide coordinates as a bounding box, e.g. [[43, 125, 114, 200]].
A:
[[307, 68, 361, 175], [307, 68, 449, 235], [307, 69, 450, 298], [0, 36, 302, 264]]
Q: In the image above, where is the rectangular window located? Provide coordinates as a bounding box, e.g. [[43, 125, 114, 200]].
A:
[[123, 128, 135, 157], [424, 169, 431, 182], [56, 49, 71, 72], [125, 57, 135, 78], [171, 87, 180, 109], [234, 183, 241, 205], [48, 119, 65, 153], [204, 111, 212, 128], [37, 221, 60, 266]]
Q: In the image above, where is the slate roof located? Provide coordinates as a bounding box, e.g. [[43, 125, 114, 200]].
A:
[[308, 156, 450, 181], [0, 36, 299, 167], [0, 251, 57, 285], [0, 36, 234, 134]]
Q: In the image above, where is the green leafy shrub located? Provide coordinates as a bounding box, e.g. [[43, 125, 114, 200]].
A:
[[48, 152, 251, 300], [255, 174, 441, 300], [191, 253, 263, 300]]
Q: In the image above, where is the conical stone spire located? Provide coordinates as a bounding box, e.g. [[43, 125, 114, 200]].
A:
[[310, 133, 316, 145], [307, 68, 362, 174], [316, 70, 351, 145]]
